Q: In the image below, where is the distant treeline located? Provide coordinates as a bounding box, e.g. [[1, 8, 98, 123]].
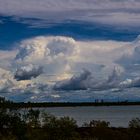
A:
[[0, 97, 140, 140], [1, 97, 140, 108]]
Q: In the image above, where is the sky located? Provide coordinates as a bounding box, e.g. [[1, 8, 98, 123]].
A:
[[0, 0, 140, 102]]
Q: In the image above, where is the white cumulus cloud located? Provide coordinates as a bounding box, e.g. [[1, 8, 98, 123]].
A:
[[0, 35, 140, 101]]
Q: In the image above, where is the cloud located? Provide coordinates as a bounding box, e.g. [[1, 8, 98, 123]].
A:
[[116, 35, 140, 77], [117, 36, 140, 64], [0, 36, 132, 89], [0, 50, 17, 69], [14, 36, 129, 82], [14, 36, 79, 81], [1, 35, 140, 101], [53, 68, 121, 91], [54, 70, 92, 90], [53, 66, 140, 92], [15, 37, 50, 63], [14, 64, 43, 81], [0, 67, 49, 96], [15, 36, 78, 64], [1, 0, 140, 27], [119, 77, 140, 88], [0, 68, 16, 92]]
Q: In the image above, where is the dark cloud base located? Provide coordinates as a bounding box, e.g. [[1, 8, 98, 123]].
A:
[[14, 65, 43, 81]]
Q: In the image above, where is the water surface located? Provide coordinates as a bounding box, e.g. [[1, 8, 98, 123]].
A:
[[40, 105, 140, 127]]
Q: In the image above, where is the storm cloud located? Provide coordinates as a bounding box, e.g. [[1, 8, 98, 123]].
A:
[[54, 70, 92, 90], [14, 64, 43, 81], [54, 68, 121, 91]]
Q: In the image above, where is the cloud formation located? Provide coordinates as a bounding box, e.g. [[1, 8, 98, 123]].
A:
[[120, 77, 140, 88], [14, 36, 79, 81], [0, 0, 140, 27], [14, 64, 43, 81], [116, 35, 140, 77], [54, 70, 92, 90], [0, 35, 140, 101], [54, 68, 121, 91], [15, 36, 77, 63], [0, 68, 15, 92]]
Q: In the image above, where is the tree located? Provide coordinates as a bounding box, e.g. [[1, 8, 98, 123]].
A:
[[42, 113, 79, 140], [23, 109, 40, 128]]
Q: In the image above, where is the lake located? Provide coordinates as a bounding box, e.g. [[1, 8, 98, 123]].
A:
[[40, 105, 140, 127]]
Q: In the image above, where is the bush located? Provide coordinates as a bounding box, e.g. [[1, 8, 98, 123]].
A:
[[83, 120, 110, 128], [42, 113, 79, 140], [129, 118, 140, 129], [23, 109, 40, 128]]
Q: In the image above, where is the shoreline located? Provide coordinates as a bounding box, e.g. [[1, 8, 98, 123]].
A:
[[1, 101, 140, 108]]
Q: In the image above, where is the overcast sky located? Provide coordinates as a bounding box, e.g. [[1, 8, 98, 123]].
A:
[[1, 0, 140, 26]]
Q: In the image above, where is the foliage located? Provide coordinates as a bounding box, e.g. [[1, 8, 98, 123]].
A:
[[42, 113, 79, 140], [23, 109, 40, 128], [129, 118, 140, 129], [83, 120, 110, 128], [0, 98, 140, 140]]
